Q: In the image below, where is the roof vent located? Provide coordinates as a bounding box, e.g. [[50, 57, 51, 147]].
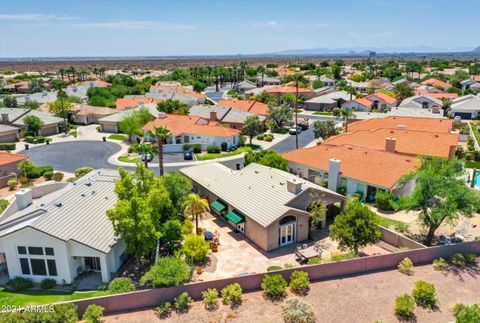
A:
[[81, 193, 86, 197], [54, 202, 62, 207], [85, 182, 91, 187]]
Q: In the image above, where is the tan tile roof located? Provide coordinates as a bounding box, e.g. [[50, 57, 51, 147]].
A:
[[143, 114, 240, 137], [265, 86, 314, 94], [348, 116, 453, 133], [0, 152, 27, 166], [366, 92, 397, 105], [72, 104, 117, 116], [421, 78, 451, 88], [414, 89, 458, 99], [217, 100, 269, 115], [283, 144, 419, 189], [115, 98, 162, 111]]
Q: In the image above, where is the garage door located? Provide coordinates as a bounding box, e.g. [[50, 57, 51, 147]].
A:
[[454, 112, 473, 120], [40, 125, 59, 136], [100, 123, 118, 133], [0, 133, 18, 143]]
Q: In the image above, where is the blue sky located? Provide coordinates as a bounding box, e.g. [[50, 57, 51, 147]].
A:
[[1, 0, 479, 57]]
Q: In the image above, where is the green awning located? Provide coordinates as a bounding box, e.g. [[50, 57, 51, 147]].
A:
[[226, 210, 245, 225], [211, 200, 227, 213]]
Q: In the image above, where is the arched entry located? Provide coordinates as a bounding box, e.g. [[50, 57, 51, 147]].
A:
[[278, 215, 296, 246]]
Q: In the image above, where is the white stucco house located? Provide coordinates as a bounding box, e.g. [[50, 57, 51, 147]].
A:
[[0, 170, 126, 284], [450, 94, 480, 120]]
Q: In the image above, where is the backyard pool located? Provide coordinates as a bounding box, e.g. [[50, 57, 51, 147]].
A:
[[474, 170, 480, 189]]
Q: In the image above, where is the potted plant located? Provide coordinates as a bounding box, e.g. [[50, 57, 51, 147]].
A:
[[196, 266, 203, 274], [211, 242, 218, 252]]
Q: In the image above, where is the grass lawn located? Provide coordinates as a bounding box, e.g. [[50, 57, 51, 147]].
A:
[[108, 134, 127, 141], [0, 287, 111, 306], [375, 214, 407, 229], [465, 160, 480, 169], [118, 154, 139, 163], [313, 111, 333, 116], [195, 145, 259, 161]]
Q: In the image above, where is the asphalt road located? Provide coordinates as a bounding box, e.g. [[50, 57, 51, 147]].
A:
[[269, 127, 315, 153]]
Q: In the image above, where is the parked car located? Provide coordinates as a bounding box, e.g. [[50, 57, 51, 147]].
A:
[[298, 118, 309, 130], [141, 153, 154, 162], [289, 126, 302, 135], [184, 151, 193, 160]]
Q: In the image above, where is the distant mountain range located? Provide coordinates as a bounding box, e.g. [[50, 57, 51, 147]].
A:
[[266, 46, 480, 56]]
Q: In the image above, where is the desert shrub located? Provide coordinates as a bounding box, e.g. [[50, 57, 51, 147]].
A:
[[267, 265, 282, 272], [7, 276, 33, 291], [284, 263, 295, 269], [0, 143, 15, 150], [207, 145, 220, 154], [82, 304, 104, 323], [281, 297, 316, 323], [183, 143, 191, 151], [7, 178, 17, 190], [256, 134, 265, 140], [182, 233, 210, 263], [453, 303, 480, 323], [0, 200, 8, 215], [221, 142, 228, 151], [74, 167, 94, 178], [265, 135, 273, 142], [192, 144, 202, 153], [53, 172, 64, 182], [307, 257, 322, 265], [465, 253, 477, 266], [202, 288, 219, 310], [40, 278, 56, 289], [43, 170, 54, 180], [394, 222, 409, 233], [108, 277, 135, 293], [18, 176, 28, 185], [140, 256, 191, 288], [412, 280, 438, 309], [70, 130, 77, 137], [261, 274, 288, 299], [451, 253, 466, 268], [432, 258, 446, 270], [375, 191, 394, 210], [398, 257, 414, 275], [155, 302, 172, 318], [221, 283, 242, 306], [330, 252, 358, 262], [174, 292, 192, 312], [289, 271, 310, 294], [394, 294, 415, 319]]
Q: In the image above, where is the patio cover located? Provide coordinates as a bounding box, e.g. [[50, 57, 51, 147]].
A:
[[226, 210, 245, 224], [211, 200, 227, 213]]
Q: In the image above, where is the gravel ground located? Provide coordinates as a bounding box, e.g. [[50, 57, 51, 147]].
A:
[[103, 260, 480, 323]]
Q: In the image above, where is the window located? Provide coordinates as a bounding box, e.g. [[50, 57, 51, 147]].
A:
[[47, 260, 57, 276], [340, 177, 347, 187], [28, 247, 43, 255], [45, 248, 54, 256], [236, 164, 240, 170], [17, 246, 27, 255], [30, 259, 47, 276], [19, 258, 30, 275]]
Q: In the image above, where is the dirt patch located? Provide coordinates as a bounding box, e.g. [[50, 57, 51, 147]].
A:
[[103, 260, 480, 323]]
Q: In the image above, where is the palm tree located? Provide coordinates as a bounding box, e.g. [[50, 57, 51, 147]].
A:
[[149, 126, 172, 176], [340, 108, 356, 133], [136, 143, 154, 169], [184, 193, 210, 235]]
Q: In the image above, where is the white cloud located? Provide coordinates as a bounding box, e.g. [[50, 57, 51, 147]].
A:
[[250, 20, 281, 29], [0, 13, 77, 21], [69, 20, 197, 31]]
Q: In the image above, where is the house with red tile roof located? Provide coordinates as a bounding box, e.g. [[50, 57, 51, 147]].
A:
[[217, 100, 269, 116], [342, 92, 397, 111], [283, 144, 419, 200], [347, 116, 453, 134], [421, 78, 451, 90], [414, 88, 458, 100], [142, 114, 240, 153], [342, 98, 373, 111], [0, 152, 27, 188], [115, 97, 162, 111]]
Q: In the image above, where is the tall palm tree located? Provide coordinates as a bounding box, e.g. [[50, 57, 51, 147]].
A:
[[149, 126, 172, 176], [184, 193, 210, 235], [136, 143, 154, 169], [340, 108, 356, 133], [290, 73, 308, 149]]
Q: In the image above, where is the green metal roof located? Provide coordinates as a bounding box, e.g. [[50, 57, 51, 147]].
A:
[[226, 210, 245, 225], [210, 200, 227, 213]]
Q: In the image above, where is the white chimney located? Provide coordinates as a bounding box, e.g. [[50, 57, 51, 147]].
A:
[[15, 189, 32, 211], [328, 158, 341, 191], [385, 137, 397, 153], [287, 178, 303, 194]]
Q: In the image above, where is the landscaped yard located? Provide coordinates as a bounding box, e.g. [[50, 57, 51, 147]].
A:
[[313, 111, 333, 116], [0, 287, 111, 306], [195, 145, 259, 161], [118, 153, 140, 163], [108, 134, 127, 141]]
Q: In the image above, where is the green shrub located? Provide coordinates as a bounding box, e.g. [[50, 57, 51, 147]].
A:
[[453, 303, 480, 323], [182, 219, 194, 235], [175, 292, 192, 312], [432, 258, 446, 270], [0, 143, 16, 150], [18, 176, 28, 185], [82, 304, 104, 323], [398, 257, 414, 275], [155, 302, 172, 318], [183, 143, 191, 151], [394, 294, 415, 319], [24, 136, 34, 143], [202, 288, 219, 310], [289, 271, 310, 294], [465, 253, 477, 266], [40, 278, 56, 289], [451, 253, 466, 268], [330, 252, 358, 262], [256, 134, 265, 140], [7, 276, 33, 291], [267, 265, 283, 272], [108, 277, 135, 293], [221, 283, 242, 306], [43, 170, 54, 180], [74, 167, 94, 178], [261, 274, 288, 299], [35, 136, 45, 143], [207, 145, 220, 154], [0, 199, 9, 215], [375, 191, 394, 210], [7, 178, 17, 190], [221, 142, 228, 151], [307, 257, 322, 265], [281, 297, 316, 323], [36, 165, 53, 176], [192, 144, 202, 153], [53, 172, 64, 182], [182, 233, 210, 263], [412, 280, 438, 309], [140, 256, 191, 288], [70, 130, 77, 137]]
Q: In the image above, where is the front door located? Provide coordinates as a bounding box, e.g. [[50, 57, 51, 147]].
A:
[[280, 223, 296, 246], [84, 257, 101, 271]]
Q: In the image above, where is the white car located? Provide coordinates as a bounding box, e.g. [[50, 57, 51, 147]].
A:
[[289, 126, 302, 135]]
